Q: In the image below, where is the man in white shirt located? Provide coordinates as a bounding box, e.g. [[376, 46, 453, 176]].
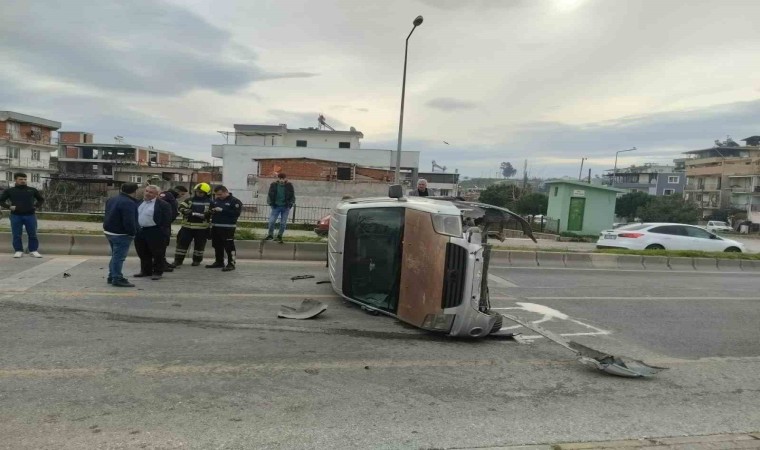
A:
[[134, 185, 173, 280]]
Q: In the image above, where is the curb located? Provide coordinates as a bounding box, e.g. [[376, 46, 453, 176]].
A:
[[0, 233, 326, 262], [1, 233, 758, 270], [490, 249, 760, 272]]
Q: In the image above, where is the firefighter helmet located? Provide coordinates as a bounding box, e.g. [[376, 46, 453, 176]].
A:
[[194, 182, 211, 194]]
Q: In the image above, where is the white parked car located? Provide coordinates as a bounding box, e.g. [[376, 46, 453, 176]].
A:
[[705, 221, 733, 233], [596, 223, 745, 252]]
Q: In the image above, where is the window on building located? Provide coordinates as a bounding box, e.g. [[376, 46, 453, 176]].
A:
[[296, 140, 307, 147], [337, 167, 352, 180], [31, 173, 40, 183], [5, 171, 13, 181], [7, 147, 20, 159], [339, 142, 351, 149], [31, 149, 41, 161], [440, 189, 450, 196], [129, 175, 142, 183], [553, 187, 558, 196], [663, 189, 675, 195], [6, 122, 20, 139], [668, 176, 679, 184]]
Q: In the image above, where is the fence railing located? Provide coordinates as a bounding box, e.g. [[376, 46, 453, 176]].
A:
[[36, 202, 333, 225]]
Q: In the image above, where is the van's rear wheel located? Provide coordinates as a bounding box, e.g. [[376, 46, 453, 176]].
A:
[[645, 244, 664, 250]]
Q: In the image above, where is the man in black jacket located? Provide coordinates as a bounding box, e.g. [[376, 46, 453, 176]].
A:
[[206, 185, 243, 271], [265, 173, 295, 242], [134, 185, 173, 281], [103, 183, 139, 287], [158, 185, 188, 272], [0, 173, 45, 258]]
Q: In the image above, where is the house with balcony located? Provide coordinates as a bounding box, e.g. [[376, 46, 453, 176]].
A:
[[0, 111, 61, 189], [212, 122, 420, 207], [682, 137, 760, 219], [49, 132, 209, 212], [602, 163, 685, 195]]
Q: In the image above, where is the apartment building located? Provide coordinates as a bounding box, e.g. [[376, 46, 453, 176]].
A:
[[0, 111, 61, 189], [603, 163, 685, 195], [56, 133, 204, 186], [683, 137, 760, 220]]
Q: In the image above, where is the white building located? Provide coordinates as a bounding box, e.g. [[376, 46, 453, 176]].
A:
[[212, 123, 420, 207], [0, 111, 61, 189]]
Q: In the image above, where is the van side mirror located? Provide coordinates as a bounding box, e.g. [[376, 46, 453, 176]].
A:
[[388, 184, 403, 199]]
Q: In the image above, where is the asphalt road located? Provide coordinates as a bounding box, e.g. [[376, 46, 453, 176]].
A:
[[1, 256, 759, 449]]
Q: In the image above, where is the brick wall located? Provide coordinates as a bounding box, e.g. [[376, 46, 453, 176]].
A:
[[59, 132, 83, 144], [355, 167, 392, 182], [258, 159, 337, 180], [257, 158, 391, 182]]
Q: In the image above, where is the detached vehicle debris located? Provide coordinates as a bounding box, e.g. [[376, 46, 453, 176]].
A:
[[326, 185, 666, 378]]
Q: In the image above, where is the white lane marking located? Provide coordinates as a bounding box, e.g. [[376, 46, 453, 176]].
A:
[[0, 257, 88, 292], [487, 273, 518, 288], [491, 303, 610, 339]]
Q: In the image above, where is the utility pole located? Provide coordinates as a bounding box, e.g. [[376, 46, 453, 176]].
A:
[[522, 159, 528, 191], [579, 157, 587, 181], [588, 168, 591, 184]]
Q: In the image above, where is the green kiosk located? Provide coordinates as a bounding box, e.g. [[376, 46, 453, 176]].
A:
[[545, 180, 624, 235]]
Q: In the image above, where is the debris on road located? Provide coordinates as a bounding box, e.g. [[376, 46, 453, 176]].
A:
[[277, 299, 327, 319], [290, 275, 315, 282], [496, 311, 667, 378]]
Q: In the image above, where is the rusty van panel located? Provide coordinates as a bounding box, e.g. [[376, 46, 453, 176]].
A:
[[397, 209, 450, 327]]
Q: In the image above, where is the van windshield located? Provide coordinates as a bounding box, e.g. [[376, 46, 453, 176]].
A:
[[342, 207, 404, 313]]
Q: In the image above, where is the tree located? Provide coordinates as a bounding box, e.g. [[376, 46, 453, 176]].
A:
[[636, 195, 700, 224], [478, 183, 522, 209], [615, 191, 652, 220], [500, 162, 517, 178], [515, 192, 548, 216]]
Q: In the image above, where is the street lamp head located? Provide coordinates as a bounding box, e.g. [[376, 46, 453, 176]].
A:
[[413, 15, 424, 26]]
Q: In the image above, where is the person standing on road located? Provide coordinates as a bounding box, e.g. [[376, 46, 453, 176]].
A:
[[158, 185, 188, 272], [206, 185, 243, 272], [0, 173, 45, 258], [134, 185, 173, 281], [103, 183, 139, 287], [408, 178, 430, 197], [171, 182, 212, 267], [265, 173, 295, 243]]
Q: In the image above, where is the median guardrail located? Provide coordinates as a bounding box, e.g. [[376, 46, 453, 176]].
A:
[[1, 233, 758, 270]]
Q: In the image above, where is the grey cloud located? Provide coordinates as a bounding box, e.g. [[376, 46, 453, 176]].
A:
[[0, 0, 313, 96], [415, 0, 529, 10], [366, 99, 760, 177], [426, 98, 479, 111]]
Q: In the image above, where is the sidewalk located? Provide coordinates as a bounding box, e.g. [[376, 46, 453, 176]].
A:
[[466, 432, 760, 449]]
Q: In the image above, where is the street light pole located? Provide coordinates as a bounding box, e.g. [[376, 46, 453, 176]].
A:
[[394, 15, 424, 185], [612, 147, 637, 187], [578, 157, 587, 181]]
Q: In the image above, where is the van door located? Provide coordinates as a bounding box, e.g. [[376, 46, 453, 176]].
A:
[[342, 207, 405, 313], [396, 209, 451, 327]]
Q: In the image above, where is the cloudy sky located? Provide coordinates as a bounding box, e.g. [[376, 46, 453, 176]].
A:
[[2, 0, 759, 178]]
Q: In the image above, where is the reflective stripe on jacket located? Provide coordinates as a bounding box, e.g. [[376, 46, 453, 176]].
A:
[[178, 195, 212, 229]]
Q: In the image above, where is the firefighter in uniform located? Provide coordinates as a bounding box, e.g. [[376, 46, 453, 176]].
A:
[[206, 185, 243, 272], [172, 183, 212, 267]]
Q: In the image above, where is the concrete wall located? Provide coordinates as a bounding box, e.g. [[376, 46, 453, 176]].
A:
[[235, 131, 362, 149], [255, 177, 390, 208]]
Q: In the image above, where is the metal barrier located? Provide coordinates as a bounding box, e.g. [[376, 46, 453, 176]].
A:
[[37, 202, 332, 225]]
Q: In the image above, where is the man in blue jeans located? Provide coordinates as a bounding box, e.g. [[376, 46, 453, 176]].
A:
[[103, 183, 140, 287], [265, 172, 295, 243], [0, 173, 45, 258]]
